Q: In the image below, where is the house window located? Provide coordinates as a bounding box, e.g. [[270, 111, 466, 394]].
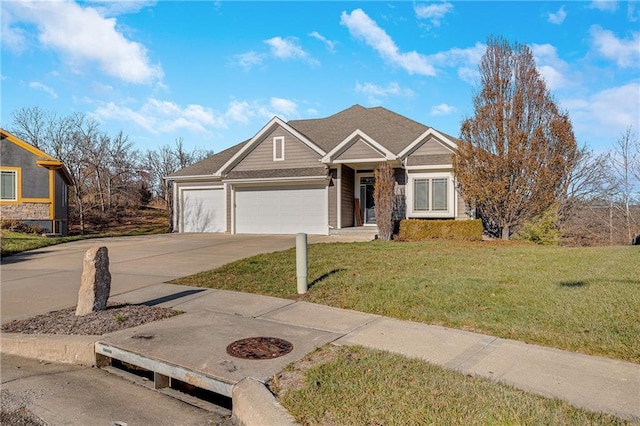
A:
[[409, 174, 453, 216], [273, 136, 285, 161], [413, 179, 429, 211], [1, 170, 17, 201], [432, 178, 448, 211]]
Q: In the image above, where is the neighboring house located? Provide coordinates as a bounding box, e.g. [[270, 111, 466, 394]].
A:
[[1, 129, 73, 235], [166, 105, 473, 235]]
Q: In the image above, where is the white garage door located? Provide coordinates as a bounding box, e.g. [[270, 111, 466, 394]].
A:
[[181, 188, 225, 233], [235, 185, 327, 235]]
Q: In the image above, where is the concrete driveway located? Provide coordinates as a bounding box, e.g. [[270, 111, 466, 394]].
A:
[[1, 233, 300, 323]]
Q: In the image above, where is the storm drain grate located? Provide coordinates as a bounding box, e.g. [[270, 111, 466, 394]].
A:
[[226, 337, 293, 360]]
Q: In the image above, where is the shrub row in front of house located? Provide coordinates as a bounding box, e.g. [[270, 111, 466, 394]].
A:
[[397, 219, 483, 241]]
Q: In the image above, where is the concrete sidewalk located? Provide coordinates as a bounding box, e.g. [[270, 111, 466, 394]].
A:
[[107, 284, 640, 421], [3, 284, 639, 423]]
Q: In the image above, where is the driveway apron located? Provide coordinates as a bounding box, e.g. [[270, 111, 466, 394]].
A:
[[1, 233, 295, 323]]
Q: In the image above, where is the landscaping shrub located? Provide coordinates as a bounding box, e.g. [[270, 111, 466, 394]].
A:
[[0, 219, 45, 234], [398, 219, 483, 241], [514, 206, 561, 245]]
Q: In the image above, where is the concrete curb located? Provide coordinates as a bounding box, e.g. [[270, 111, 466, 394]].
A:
[[1, 333, 300, 425], [0, 333, 99, 366], [232, 378, 298, 426]]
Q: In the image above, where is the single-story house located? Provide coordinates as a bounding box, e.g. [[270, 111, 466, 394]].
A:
[[166, 104, 473, 235], [1, 129, 73, 235]]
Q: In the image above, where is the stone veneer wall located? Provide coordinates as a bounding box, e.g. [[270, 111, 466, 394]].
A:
[[1, 203, 50, 220]]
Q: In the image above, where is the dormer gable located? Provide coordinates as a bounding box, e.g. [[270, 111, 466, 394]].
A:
[[219, 117, 325, 175], [321, 130, 397, 164]]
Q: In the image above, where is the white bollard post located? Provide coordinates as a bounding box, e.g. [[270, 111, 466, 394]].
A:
[[296, 233, 308, 294]]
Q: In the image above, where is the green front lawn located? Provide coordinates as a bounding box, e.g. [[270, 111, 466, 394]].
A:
[[172, 240, 639, 363], [272, 345, 633, 425]]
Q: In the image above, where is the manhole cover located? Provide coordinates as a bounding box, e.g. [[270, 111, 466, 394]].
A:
[[226, 337, 293, 360]]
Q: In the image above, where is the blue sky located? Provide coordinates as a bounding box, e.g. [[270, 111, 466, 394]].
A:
[[1, 1, 639, 155]]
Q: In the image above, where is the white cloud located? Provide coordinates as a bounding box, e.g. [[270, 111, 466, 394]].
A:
[[309, 31, 337, 52], [85, 0, 156, 17], [431, 103, 457, 116], [29, 81, 58, 98], [92, 98, 301, 135], [355, 81, 414, 104], [340, 9, 435, 76], [548, 6, 567, 24], [628, 2, 639, 22], [270, 98, 298, 116], [590, 25, 640, 68], [235, 51, 265, 70], [264, 37, 318, 65], [225, 101, 255, 125], [531, 43, 570, 90], [589, 0, 618, 12], [562, 82, 640, 147], [3, 0, 162, 84], [1, 7, 29, 53], [414, 2, 453, 27], [428, 42, 485, 84], [92, 99, 224, 134], [237, 37, 318, 69]]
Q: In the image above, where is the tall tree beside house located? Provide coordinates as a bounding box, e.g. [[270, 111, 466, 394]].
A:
[[453, 36, 578, 240], [374, 162, 397, 241]]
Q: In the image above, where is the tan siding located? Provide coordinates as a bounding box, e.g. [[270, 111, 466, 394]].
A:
[[233, 127, 321, 171], [411, 137, 453, 156], [406, 154, 452, 166], [328, 169, 337, 228], [456, 191, 471, 219], [341, 166, 354, 227], [336, 139, 385, 161]]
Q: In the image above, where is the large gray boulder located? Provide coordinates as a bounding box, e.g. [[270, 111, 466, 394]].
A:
[[75, 246, 111, 316]]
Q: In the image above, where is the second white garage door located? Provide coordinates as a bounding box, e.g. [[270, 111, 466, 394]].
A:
[[235, 185, 327, 235], [182, 188, 225, 233]]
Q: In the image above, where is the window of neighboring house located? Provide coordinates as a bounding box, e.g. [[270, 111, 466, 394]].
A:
[[273, 136, 285, 161], [410, 175, 452, 215], [1, 170, 17, 201]]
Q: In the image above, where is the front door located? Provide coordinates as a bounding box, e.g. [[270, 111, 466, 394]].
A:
[[359, 176, 376, 224]]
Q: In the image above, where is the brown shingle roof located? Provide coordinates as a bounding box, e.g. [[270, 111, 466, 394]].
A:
[[168, 105, 451, 179], [168, 140, 248, 178], [287, 105, 429, 154]]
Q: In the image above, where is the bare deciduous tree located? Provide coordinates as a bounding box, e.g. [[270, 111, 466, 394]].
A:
[[610, 126, 639, 243], [145, 138, 213, 231], [10, 106, 50, 149], [453, 36, 578, 239]]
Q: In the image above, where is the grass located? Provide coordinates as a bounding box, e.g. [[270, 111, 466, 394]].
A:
[[272, 345, 634, 425], [172, 240, 640, 363], [1, 209, 169, 257], [0, 225, 167, 257]]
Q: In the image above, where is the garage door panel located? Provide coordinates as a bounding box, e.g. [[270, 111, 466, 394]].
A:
[[182, 188, 225, 233], [235, 185, 327, 235]]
